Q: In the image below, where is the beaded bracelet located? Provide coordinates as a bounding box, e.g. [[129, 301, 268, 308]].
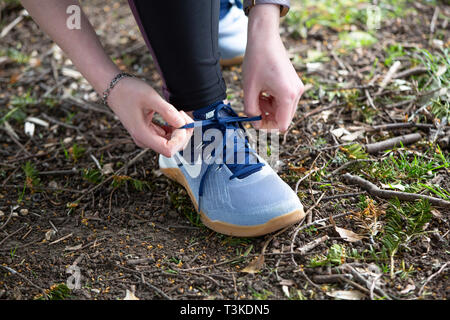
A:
[[101, 72, 134, 106]]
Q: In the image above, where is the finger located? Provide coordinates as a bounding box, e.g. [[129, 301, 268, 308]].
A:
[[150, 99, 187, 129], [244, 85, 263, 129]]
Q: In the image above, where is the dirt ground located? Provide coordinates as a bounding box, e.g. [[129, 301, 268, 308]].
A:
[[0, 0, 449, 300]]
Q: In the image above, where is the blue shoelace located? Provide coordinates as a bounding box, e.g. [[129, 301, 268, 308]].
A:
[[180, 103, 264, 211]]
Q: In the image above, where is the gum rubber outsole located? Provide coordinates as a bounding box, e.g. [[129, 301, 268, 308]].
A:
[[161, 167, 306, 237]]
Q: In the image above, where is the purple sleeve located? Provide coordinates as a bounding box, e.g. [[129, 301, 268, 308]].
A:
[[243, 0, 290, 17]]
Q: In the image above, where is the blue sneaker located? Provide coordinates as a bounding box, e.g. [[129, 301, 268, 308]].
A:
[[159, 102, 305, 237], [219, 0, 247, 66]]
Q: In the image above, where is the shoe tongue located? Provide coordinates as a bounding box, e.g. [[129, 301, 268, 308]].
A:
[[192, 101, 263, 179], [193, 101, 234, 121]]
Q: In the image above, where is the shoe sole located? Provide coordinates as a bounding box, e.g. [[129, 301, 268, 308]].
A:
[[161, 167, 306, 237], [220, 55, 244, 67]]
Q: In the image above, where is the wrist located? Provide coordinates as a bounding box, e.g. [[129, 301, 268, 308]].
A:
[[248, 4, 280, 36]]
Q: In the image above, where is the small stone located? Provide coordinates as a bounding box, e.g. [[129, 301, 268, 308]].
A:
[[20, 209, 29, 216], [45, 229, 56, 241], [48, 181, 59, 189], [0, 210, 5, 217], [11, 212, 19, 217]]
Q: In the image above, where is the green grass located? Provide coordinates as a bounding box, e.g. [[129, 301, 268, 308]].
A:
[[286, 0, 411, 36], [366, 145, 449, 199], [381, 199, 432, 277], [18, 161, 41, 202], [35, 283, 72, 300]]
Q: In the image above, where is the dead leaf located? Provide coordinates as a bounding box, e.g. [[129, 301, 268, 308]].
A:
[[241, 255, 265, 274], [335, 226, 364, 242], [431, 209, 442, 219], [341, 130, 364, 142], [399, 283, 416, 295], [331, 128, 350, 138], [327, 290, 366, 300], [101, 163, 114, 175], [45, 229, 56, 241]]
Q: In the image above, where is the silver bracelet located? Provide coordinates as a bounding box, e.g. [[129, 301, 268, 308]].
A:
[[101, 72, 134, 106]]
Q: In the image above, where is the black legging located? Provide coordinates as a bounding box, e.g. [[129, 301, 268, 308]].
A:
[[128, 0, 227, 112]]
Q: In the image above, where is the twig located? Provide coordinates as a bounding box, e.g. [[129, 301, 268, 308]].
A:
[[1, 124, 32, 156], [321, 192, 365, 201], [64, 96, 115, 118], [342, 173, 450, 207], [377, 61, 402, 95], [0, 9, 28, 38], [74, 148, 150, 203], [340, 264, 392, 300], [393, 67, 428, 79], [312, 273, 352, 284], [370, 122, 444, 131], [0, 265, 47, 297], [41, 113, 81, 131], [0, 225, 27, 246], [326, 159, 378, 178], [365, 133, 422, 154], [418, 261, 449, 296], [429, 6, 440, 34], [290, 193, 325, 262], [137, 274, 172, 300], [296, 235, 329, 255]]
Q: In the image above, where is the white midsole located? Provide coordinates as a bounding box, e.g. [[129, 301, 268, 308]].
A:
[[159, 155, 178, 169]]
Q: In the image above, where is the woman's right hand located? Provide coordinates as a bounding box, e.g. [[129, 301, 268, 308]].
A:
[[107, 77, 193, 158]]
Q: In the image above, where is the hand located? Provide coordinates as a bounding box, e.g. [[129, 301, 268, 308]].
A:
[[243, 4, 304, 132], [107, 77, 193, 157]]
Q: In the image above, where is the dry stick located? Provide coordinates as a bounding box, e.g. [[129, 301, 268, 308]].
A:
[[0, 9, 27, 38], [326, 159, 378, 178], [321, 192, 365, 201], [429, 6, 440, 34], [365, 133, 422, 154], [370, 122, 444, 131], [138, 273, 172, 300], [0, 225, 27, 246], [0, 265, 47, 297], [65, 96, 115, 118], [1, 125, 32, 156], [377, 61, 402, 95], [342, 173, 450, 207], [393, 67, 428, 79], [418, 261, 449, 296], [41, 113, 81, 131], [340, 264, 391, 300], [297, 235, 329, 255], [312, 274, 353, 284], [74, 148, 150, 203], [369, 274, 383, 300], [294, 153, 321, 194], [290, 193, 325, 262]]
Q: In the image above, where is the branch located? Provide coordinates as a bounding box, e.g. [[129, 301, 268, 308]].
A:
[[342, 173, 450, 207], [365, 133, 422, 154]]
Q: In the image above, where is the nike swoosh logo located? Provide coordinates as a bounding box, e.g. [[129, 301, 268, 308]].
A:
[[174, 152, 202, 179]]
